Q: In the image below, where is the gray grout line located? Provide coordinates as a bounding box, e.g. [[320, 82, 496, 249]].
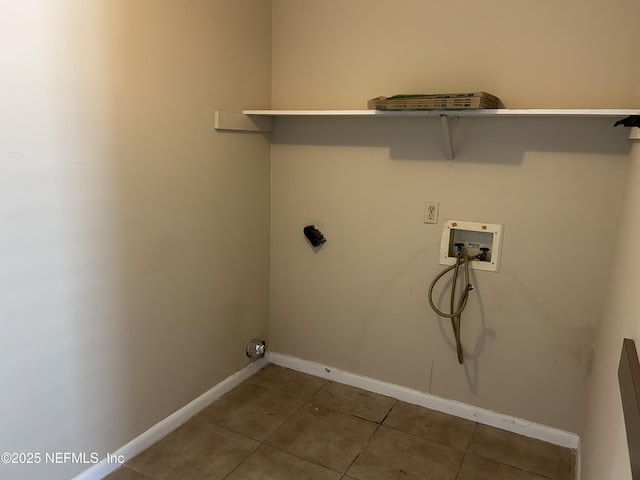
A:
[[122, 463, 156, 480], [339, 399, 397, 476], [218, 441, 261, 480]]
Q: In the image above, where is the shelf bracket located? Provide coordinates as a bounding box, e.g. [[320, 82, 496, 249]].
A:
[[440, 115, 457, 160], [214, 111, 273, 133]]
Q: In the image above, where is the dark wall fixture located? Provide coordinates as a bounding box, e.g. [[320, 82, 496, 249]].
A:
[[614, 115, 640, 128], [303, 225, 326, 248], [619, 338, 640, 479]]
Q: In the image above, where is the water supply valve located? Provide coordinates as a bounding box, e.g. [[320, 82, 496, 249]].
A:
[[439, 220, 503, 272]]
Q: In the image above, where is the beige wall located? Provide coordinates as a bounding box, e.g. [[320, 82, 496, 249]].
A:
[[273, 0, 640, 109], [580, 137, 640, 479], [270, 0, 638, 434], [2, 2, 638, 478], [0, 1, 271, 479]]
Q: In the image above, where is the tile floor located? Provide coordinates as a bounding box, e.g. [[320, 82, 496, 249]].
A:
[[104, 364, 575, 480]]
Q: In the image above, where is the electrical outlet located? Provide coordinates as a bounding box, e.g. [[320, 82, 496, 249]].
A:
[[424, 201, 439, 224]]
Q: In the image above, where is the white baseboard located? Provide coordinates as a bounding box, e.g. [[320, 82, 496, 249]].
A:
[[574, 440, 581, 480], [71, 357, 269, 480], [269, 352, 580, 451]]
